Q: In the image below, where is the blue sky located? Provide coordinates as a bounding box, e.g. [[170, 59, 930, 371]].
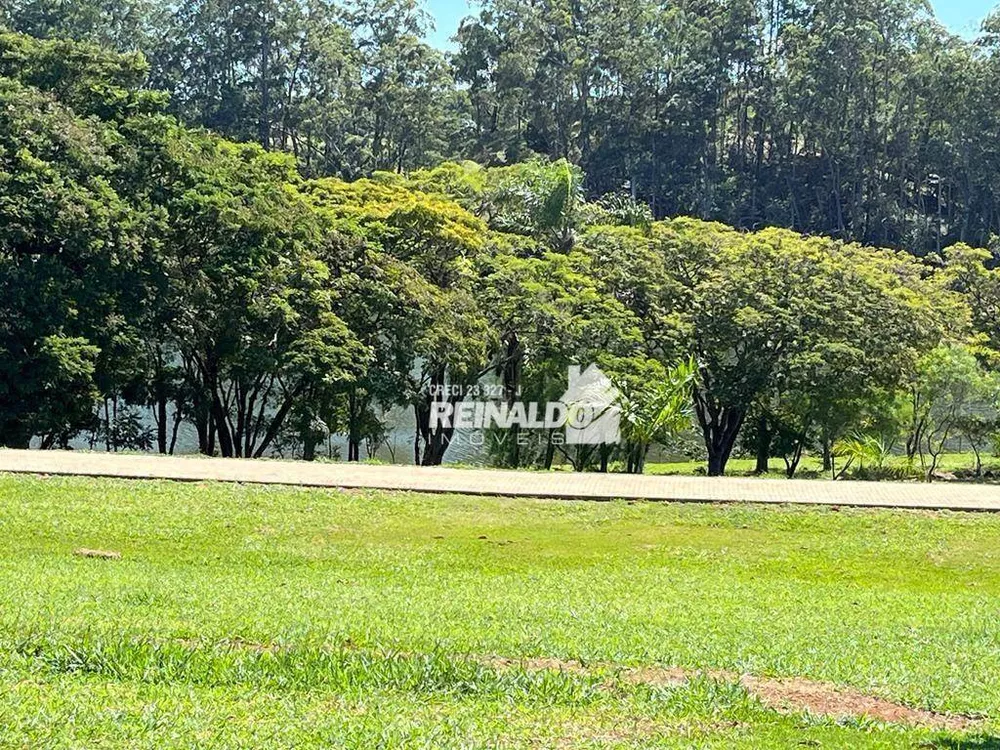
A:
[[933, 0, 996, 36], [423, 0, 997, 50], [423, 0, 478, 48]]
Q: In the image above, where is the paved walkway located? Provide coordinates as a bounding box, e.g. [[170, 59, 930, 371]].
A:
[[2, 449, 1000, 512]]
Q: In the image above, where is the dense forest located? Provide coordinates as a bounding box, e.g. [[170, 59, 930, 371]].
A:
[[5, 0, 1000, 253], [5, 1, 1000, 478]]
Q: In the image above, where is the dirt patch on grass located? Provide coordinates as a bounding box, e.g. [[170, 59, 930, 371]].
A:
[[620, 665, 703, 686], [72, 548, 121, 560], [485, 656, 591, 675], [156, 641, 979, 731], [742, 675, 975, 731], [481, 655, 978, 731]]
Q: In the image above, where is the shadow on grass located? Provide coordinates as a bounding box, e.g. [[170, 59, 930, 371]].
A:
[[932, 737, 1000, 750]]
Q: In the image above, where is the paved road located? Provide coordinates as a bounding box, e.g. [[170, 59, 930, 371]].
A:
[[2, 449, 1000, 511]]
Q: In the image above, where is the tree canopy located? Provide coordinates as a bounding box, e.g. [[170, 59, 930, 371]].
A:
[[8, 0, 1000, 252], [2, 28, 1000, 477]]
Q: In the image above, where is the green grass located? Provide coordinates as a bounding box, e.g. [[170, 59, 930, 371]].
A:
[[448, 450, 999, 479], [645, 451, 1000, 478], [0, 474, 997, 747]]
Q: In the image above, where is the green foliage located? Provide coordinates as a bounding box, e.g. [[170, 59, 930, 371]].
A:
[[454, 0, 1000, 253], [0, 335, 100, 448], [0, 39, 146, 449], [614, 358, 696, 474], [4, 28, 1000, 480], [907, 343, 1000, 479], [140, 0, 463, 175], [10, 0, 1000, 258], [0, 32, 163, 117], [579, 219, 961, 475], [833, 432, 896, 479], [0, 0, 164, 52]]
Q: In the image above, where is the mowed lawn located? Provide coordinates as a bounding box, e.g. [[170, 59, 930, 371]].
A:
[[0, 476, 998, 747]]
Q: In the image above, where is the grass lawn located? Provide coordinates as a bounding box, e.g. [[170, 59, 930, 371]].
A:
[[0, 474, 998, 748], [644, 451, 1000, 479]]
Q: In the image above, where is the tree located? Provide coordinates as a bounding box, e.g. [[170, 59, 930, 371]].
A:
[[758, 239, 964, 477], [127, 121, 371, 458], [0, 0, 165, 53], [0, 35, 151, 448], [585, 220, 958, 476], [613, 358, 696, 474], [0, 336, 100, 448], [147, 0, 464, 177], [908, 344, 1000, 480], [13, 1, 1000, 253], [305, 175, 494, 465], [477, 249, 643, 468]]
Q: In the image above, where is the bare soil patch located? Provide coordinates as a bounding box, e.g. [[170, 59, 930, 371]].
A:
[[481, 655, 978, 730], [157, 641, 979, 731], [72, 548, 121, 560], [742, 675, 975, 730]]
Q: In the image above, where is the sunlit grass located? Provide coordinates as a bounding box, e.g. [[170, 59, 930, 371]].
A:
[[0, 474, 996, 747], [645, 451, 1000, 478]]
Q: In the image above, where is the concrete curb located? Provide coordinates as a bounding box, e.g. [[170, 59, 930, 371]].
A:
[[3, 449, 1000, 512]]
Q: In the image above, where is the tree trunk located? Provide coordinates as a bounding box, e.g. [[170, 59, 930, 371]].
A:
[[634, 444, 649, 474], [347, 388, 361, 462], [169, 400, 183, 455], [543, 432, 555, 470], [413, 406, 421, 465], [252, 393, 298, 458], [415, 369, 460, 466], [259, 7, 271, 149], [420, 431, 452, 466], [210, 392, 234, 458], [785, 439, 805, 478], [754, 412, 770, 474], [194, 400, 210, 455], [694, 389, 746, 477], [502, 334, 523, 468], [103, 399, 111, 452], [155, 381, 168, 455], [626, 442, 647, 474]]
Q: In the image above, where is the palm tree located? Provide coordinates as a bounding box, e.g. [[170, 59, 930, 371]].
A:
[[616, 359, 696, 474]]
